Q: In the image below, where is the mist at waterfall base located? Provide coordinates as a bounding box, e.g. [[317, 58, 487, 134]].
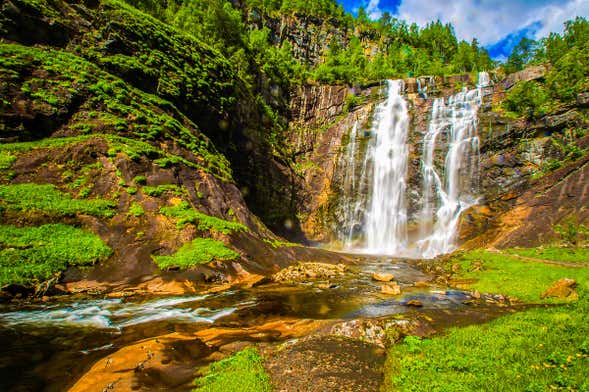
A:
[[336, 73, 489, 259]]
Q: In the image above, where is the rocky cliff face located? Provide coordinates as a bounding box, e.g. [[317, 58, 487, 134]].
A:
[[245, 11, 350, 66], [288, 69, 589, 248]]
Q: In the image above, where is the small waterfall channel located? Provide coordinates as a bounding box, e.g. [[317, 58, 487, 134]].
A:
[[336, 72, 490, 258]]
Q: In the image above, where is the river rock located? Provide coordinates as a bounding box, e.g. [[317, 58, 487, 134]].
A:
[[404, 299, 423, 307], [272, 262, 347, 283], [381, 282, 401, 295], [541, 278, 578, 299], [414, 281, 430, 288], [372, 273, 395, 282]]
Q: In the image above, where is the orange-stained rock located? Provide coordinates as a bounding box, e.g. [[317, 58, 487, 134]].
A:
[[541, 278, 578, 299], [381, 282, 401, 295], [372, 273, 395, 282], [68, 333, 201, 392]]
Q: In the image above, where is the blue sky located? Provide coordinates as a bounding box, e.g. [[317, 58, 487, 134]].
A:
[[337, 0, 589, 61]]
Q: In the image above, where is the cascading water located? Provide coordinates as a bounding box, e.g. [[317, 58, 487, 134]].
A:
[[363, 79, 410, 254], [338, 120, 360, 246], [335, 72, 489, 258], [417, 72, 488, 257]]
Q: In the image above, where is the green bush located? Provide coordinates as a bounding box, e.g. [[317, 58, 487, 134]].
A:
[[503, 80, 551, 118]]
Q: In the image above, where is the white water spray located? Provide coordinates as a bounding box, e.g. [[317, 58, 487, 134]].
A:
[[363, 80, 410, 254]]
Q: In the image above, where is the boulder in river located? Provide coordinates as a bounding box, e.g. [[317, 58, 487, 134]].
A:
[[381, 281, 401, 295], [372, 273, 395, 282]]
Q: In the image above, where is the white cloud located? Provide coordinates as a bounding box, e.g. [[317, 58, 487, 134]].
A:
[[395, 0, 589, 45], [366, 0, 383, 19]]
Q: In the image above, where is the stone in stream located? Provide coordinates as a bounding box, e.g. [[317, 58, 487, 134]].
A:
[[541, 278, 578, 299], [372, 272, 395, 282], [404, 299, 423, 307], [381, 281, 401, 295]]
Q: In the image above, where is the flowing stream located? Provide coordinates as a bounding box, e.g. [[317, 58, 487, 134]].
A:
[[0, 256, 490, 391]]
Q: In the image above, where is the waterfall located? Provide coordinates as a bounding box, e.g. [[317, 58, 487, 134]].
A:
[[363, 80, 410, 254], [335, 73, 489, 258], [417, 72, 488, 257]]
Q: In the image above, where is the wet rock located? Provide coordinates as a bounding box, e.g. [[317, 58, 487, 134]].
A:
[[264, 335, 385, 392], [541, 278, 578, 299], [371, 272, 395, 282], [317, 282, 338, 290], [404, 299, 423, 307], [414, 281, 430, 288], [272, 263, 347, 283], [381, 281, 401, 295], [577, 92, 589, 107], [330, 317, 435, 347]]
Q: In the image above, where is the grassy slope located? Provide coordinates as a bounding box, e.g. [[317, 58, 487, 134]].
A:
[[385, 250, 589, 391]]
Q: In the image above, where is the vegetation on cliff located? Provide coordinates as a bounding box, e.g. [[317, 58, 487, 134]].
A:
[[502, 17, 589, 118]]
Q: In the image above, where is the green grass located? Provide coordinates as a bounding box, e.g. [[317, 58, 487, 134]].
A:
[[450, 250, 589, 303], [0, 183, 116, 218], [193, 347, 272, 392], [0, 152, 16, 169], [152, 238, 239, 270], [385, 301, 589, 391], [384, 249, 589, 391], [0, 224, 112, 287], [504, 247, 589, 263], [160, 202, 247, 234]]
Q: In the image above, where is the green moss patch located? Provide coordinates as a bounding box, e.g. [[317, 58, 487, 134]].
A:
[[193, 347, 272, 392], [0, 152, 16, 170], [142, 184, 185, 197], [160, 202, 247, 234], [0, 224, 112, 287], [128, 202, 144, 217], [0, 183, 115, 218], [153, 238, 239, 270]]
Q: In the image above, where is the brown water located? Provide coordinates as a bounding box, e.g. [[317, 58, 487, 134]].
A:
[[0, 256, 513, 391]]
